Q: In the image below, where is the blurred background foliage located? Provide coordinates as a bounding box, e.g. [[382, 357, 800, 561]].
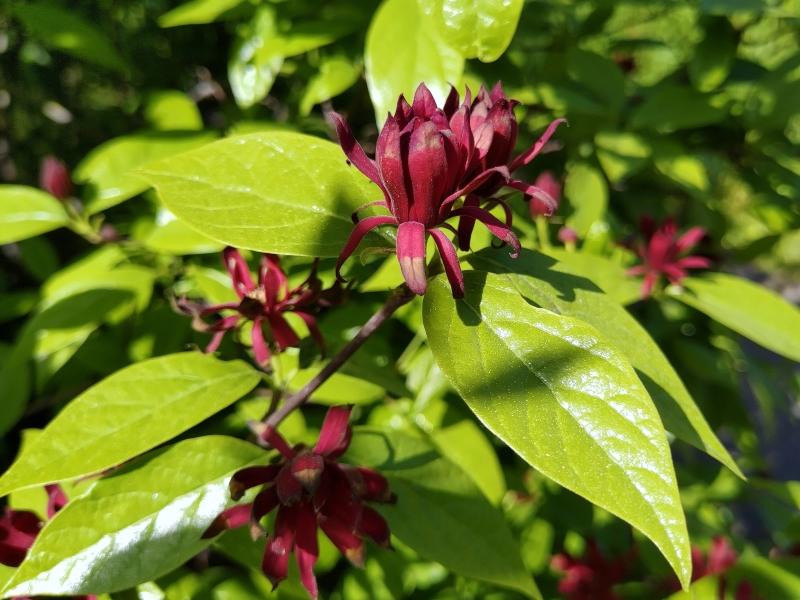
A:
[[1, 0, 799, 598]]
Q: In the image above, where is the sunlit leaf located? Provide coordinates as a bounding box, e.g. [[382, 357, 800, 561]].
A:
[[0, 186, 69, 244]]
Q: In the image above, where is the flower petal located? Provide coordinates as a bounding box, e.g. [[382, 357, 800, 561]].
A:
[[294, 503, 320, 598], [336, 216, 398, 280], [407, 121, 449, 224], [429, 227, 465, 299], [230, 465, 281, 500], [396, 221, 429, 295], [251, 319, 271, 367], [268, 314, 301, 351], [449, 206, 521, 258], [202, 503, 252, 538], [263, 505, 298, 588], [412, 82, 438, 117], [327, 111, 383, 189], [252, 486, 280, 523], [676, 256, 712, 270], [223, 247, 255, 298], [320, 516, 365, 567], [376, 117, 411, 219], [509, 118, 567, 171], [456, 193, 481, 251], [675, 226, 706, 253], [358, 506, 391, 548], [314, 405, 353, 457], [438, 165, 510, 219]]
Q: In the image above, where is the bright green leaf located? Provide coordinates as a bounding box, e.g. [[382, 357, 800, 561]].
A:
[[346, 429, 540, 598], [12, 3, 127, 72], [423, 0, 523, 63], [74, 131, 216, 215], [142, 209, 224, 255], [228, 6, 283, 108], [366, 0, 464, 122], [468, 249, 742, 477], [542, 248, 642, 305], [688, 19, 737, 92], [0, 353, 261, 496], [300, 55, 362, 116], [1, 436, 266, 597], [676, 273, 800, 362], [595, 132, 652, 183], [158, 0, 246, 27], [563, 163, 608, 237], [0, 186, 69, 244], [423, 271, 691, 587], [138, 131, 379, 257], [144, 91, 203, 131]]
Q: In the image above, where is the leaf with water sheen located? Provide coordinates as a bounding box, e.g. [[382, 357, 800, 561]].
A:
[[0, 186, 69, 244], [346, 428, 540, 598], [138, 131, 379, 257], [424, 0, 524, 63], [467, 249, 741, 477], [0, 353, 260, 496], [366, 0, 464, 122], [423, 271, 691, 587], [1, 436, 266, 597], [676, 273, 800, 362]]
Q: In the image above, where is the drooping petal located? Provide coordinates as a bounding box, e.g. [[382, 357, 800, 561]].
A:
[[336, 216, 399, 280], [351, 199, 390, 223], [320, 516, 365, 567], [314, 405, 354, 457], [396, 221, 428, 295], [268, 314, 301, 351], [294, 503, 320, 598], [44, 484, 68, 518], [506, 178, 560, 217], [202, 503, 252, 538], [327, 111, 384, 189], [641, 271, 659, 298], [449, 206, 521, 258], [429, 227, 465, 299], [412, 83, 438, 117], [230, 465, 281, 500], [675, 226, 706, 253], [251, 319, 271, 367], [509, 118, 567, 172], [204, 315, 240, 354], [358, 506, 391, 548], [223, 247, 256, 298], [456, 193, 481, 251], [263, 505, 298, 588], [676, 256, 712, 270], [438, 165, 510, 219], [407, 121, 449, 224], [343, 466, 396, 503], [293, 311, 325, 353], [252, 486, 281, 524], [251, 422, 296, 459]]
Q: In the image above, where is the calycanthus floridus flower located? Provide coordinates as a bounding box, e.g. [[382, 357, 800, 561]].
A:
[[177, 247, 336, 368], [0, 484, 69, 568], [627, 217, 712, 298], [329, 82, 565, 298], [203, 406, 394, 599]]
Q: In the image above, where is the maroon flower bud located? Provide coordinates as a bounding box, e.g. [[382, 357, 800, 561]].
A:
[[626, 217, 711, 298], [204, 406, 395, 600], [558, 226, 579, 245], [39, 155, 72, 200], [330, 82, 550, 299], [529, 171, 561, 218], [176, 249, 329, 368]]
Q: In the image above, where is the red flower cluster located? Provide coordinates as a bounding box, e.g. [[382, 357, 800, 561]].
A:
[[204, 406, 394, 599], [551, 540, 630, 600], [627, 217, 711, 298], [178, 248, 338, 368], [330, 82, 565, 298], [0, 484, 67, 568], [39, 156, 72, 200], [683, 537, 761, 600]]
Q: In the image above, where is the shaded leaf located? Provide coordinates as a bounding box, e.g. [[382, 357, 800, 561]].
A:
[[158, 0, 247, 27], [564, 162, 608, 236]]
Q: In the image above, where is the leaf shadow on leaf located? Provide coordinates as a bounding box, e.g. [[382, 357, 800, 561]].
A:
[[346, 430, 439, 471], [0, 288, 135, 436]]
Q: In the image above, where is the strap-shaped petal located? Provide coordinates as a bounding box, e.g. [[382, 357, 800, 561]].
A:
[[223, 247, 255, 298], [438, 165, 510, 220], [314, 405, 353, 457], [327, 111, 383, 188], [449, 206, 521, 258], [509, 118, 567, 171], [335, 215, 398, 280], [429, 227, 465, 299]]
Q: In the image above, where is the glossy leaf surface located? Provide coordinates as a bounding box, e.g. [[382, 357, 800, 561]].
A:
[[0, 186, 69, 244]]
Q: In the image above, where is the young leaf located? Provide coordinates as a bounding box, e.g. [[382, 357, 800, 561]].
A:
[[158, 0, 247, 27], [300, 55, 362, 116], [228, 7, 283, 108], [0, 186, 69, 244], [138, 132, 379, 257], [468, 249, 742, 477], [1, 436, 266, 597], [0, 353, 261, 497], [365, 0, 464, 122], [676, 273, 800, 362], [346, 428, 540, 598], [564, 162, 608, 237], [423, 0, 524, 63], [423, 271, 691, 588]]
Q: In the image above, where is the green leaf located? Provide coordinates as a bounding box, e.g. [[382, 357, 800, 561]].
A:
[[563, 162, 608, 237], [300, 55, 362, 116], [0, 186, 69, 244], [158, 0, 246, 27], [542, 248, 642, 306], [688, 19, 737, 92], [630, 85, 726, 132], [74, 131, 216, 215], [727, 556, 800, 600], [0, 353, 260, 496], [675, 273, 800, 362], [467, 249, 742, 477], [228, 6, 283, 109], [144, 91, 203, 131], [346, 429, 540, 598], [423, 271, 691, 587], [138, 131, 379, 257], [12, 3, 127, 72], [423, 0, 523, 63], [566, 49, 626, 115], [1, 436, 266, 597], [142, 209, 224, 255], [595, 132, 652, 183], [366, 0, 464, 122]]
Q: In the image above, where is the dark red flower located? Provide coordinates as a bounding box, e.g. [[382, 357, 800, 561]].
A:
[[550, 540, 630, 600], [329, 82, 565, 298], [204, 406, 395, 599], [0, 484, 68, 568], [528, 171, 562, 219], [178, 248, 330, 368], [627, 217, 711, 298], [39, 155, 72, 200]]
